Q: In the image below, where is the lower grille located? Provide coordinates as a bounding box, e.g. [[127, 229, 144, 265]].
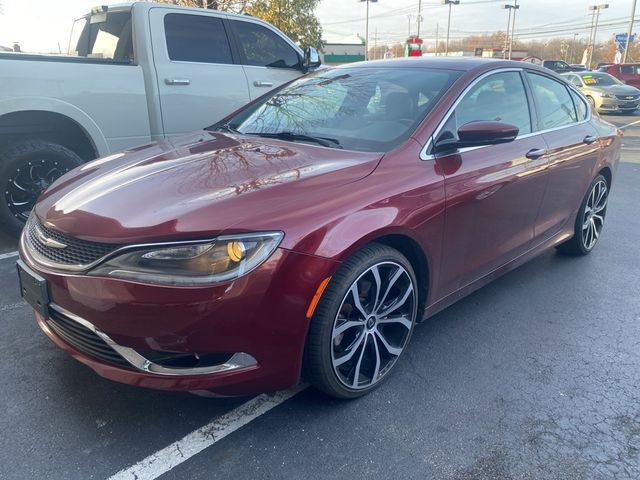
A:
[[47, 310, 134, 370]]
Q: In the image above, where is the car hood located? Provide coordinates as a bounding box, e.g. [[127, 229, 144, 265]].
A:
[[35, 131, 383, 243], [586, 84, 640, 95]]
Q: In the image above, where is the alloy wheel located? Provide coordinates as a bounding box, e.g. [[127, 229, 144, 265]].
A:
[[331, 261, 416, 390], [582, 179, 608, 251], [5, 159, 71, 222]]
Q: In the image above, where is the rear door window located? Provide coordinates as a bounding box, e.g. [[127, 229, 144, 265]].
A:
[[164, 13, 233, 64], [231, 20, 300, 69], [570, 90, 589, 121], [528, 73, 577, 130]]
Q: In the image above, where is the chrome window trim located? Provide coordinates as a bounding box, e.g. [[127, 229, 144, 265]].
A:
[[48, 304, 258, 376], [420, 67, 593, 161]]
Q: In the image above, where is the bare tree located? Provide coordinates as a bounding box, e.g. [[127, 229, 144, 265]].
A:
[[151, 0, 251, 13]]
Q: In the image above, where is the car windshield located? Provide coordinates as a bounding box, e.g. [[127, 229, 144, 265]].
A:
[[579, 73, 621, 86], [219, 66, 461, 152]]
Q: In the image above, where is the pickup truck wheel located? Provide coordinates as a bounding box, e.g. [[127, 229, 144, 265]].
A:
[[0, 140, 83, 236]]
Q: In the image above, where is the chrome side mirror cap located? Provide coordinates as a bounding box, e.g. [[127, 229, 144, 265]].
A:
[[303, 47, 322, 72]]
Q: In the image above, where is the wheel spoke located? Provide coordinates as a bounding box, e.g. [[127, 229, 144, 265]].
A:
[[350, 284, 368, 319], [378, 284, 413, 317], [11, 179, 29, 192], [371, 334, 381, 382], [370, 265, 382, 313], [375, 266, 403, 314], [332, 320, 364, 339], [351, 333, 369, 388], [592, 214, 604, 225], [377, 315, 413, 330], [333, 330, 366, 368], [595, 183, 607, 206], [591, 218, 599, 239], [374, 329, 403, 356], [593, 197, 607, 214]]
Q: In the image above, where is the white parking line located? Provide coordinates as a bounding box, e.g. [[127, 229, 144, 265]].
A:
[[619, 118, 640, 129], [108, 385, 307, 480], [0, 251, 18, 261]]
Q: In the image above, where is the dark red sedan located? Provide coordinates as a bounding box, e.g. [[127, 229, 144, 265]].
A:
[[17, 58, 620, 399]]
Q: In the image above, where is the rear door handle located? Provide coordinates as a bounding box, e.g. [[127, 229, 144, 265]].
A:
[[253, 81, 274, 88], [525, 148, 547, 160], [164, 78, 191, 86], [583, 135, 598, 145]]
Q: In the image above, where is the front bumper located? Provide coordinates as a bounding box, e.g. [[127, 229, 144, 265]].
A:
[[23, 248, 339, 396], [598, 98, 640, 111]]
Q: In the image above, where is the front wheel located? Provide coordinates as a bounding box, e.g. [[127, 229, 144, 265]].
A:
[[304, 244, 418, 399], [0, 140, 83, 236], [556, 174, 609, 256]]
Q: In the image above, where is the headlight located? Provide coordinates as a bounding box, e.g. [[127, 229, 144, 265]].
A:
[[599, 92, 612, 98], [89, 232, 283, 285]]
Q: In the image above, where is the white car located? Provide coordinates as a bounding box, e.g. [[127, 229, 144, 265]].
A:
[[0, 2, 320, 234]]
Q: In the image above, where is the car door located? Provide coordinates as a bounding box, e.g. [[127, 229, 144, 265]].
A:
[[228, 19, 304, 100], [526, 72, 601, 243], [149, 8, 251, 136], [432, 69, 550, 294]]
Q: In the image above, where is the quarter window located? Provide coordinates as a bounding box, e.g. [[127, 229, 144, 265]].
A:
[[436, 71, 532, 144], [164, 14, 233, 64], [231, 21, 300, 69], [528, 73, 577, 129], [570, 90, 589, 121]]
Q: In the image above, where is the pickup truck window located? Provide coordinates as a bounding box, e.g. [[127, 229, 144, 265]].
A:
[[70, 11, 133, 62], [165, 14, 233, 64], [231, 21, 300, 69]]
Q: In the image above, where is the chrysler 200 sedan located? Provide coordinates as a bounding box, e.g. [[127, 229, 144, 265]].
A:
[[17, 58, 620, 399]]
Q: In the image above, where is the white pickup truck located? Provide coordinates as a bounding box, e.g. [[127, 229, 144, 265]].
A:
[[0, 2, 320, 234]]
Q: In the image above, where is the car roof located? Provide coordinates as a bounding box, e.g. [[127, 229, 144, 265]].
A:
[[334, 56, 534, 72]]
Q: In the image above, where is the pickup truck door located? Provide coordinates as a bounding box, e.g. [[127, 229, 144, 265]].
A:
[[149, 8, 250, 136], [227, 19, 305, 100]]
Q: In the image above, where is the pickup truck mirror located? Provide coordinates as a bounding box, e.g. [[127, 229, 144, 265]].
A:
[[303, 47, 322, 72]]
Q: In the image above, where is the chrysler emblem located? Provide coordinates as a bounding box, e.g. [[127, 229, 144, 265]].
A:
[[35, 226, 67, 249]]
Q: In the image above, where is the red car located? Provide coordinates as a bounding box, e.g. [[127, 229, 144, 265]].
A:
[[17, 58, 620, 399], [598, 63, 640, 88]]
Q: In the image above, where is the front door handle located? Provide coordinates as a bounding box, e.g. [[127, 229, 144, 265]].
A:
[[525, 148, 547, 160], [583, 135, 598, 145], [253, 80, 274, 88], [165, 78, 191, 86]]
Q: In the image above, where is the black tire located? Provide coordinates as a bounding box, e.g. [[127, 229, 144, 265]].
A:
[[556, 174, 609, 256], [0, 140, 83, 236], [304, 243, 418, 399]]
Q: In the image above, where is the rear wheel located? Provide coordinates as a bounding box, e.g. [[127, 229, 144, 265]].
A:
[[0, 140, 83, 236], [556, 174, 609, 256], [304, 244, 418, 399]]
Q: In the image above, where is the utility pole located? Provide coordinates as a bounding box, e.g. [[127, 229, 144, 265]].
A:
[[502, 4, 513, 59], [360, 0, 379, 61], [571, 33, 579, 64], [373, 28, 378, 60], [442, 0, 460, 56], [435, 23, 440, 55], [508, 0, 519, 59], [588, 4, 609, 68], [417, 0, 422, 37], [622, 0, 637, 64], [407, 14, 413, 37]]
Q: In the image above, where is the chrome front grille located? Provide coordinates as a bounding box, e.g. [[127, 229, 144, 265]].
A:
[[615, 94, 639, 101], [24, 216, 122, 270]]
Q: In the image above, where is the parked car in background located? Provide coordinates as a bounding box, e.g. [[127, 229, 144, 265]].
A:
[[0, 2, 320, 235], [17, 58, 620, 399], [569, 64, 587, 71], [562, 71, 640, 113], [542, 59, 581, 73], [597, 63, 640, 87]]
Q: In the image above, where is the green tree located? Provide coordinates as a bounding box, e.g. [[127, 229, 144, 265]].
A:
[[247, 0, 322, 49]]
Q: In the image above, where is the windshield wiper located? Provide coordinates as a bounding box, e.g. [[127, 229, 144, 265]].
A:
[[245, 131, 343, 149], [211, 123, 240, 134]]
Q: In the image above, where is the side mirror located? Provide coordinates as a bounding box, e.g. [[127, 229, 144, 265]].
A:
[[434, 121, 519, 153], [303, 47, 322, 72]]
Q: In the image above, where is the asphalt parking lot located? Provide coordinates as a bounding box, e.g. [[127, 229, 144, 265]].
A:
[[1, 113, 639, 480]]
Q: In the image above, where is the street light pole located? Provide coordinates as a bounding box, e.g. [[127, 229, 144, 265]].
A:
[[622, 0, 637, 64], [417, 0, 422, 37], [588, 4, 609, 69], [407, 14, 413, 37], [360, 0, 378, 61], [442, 0, 460, 57]]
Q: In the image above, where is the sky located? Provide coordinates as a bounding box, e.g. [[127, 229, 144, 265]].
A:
[[0, 0, 637, 53]]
